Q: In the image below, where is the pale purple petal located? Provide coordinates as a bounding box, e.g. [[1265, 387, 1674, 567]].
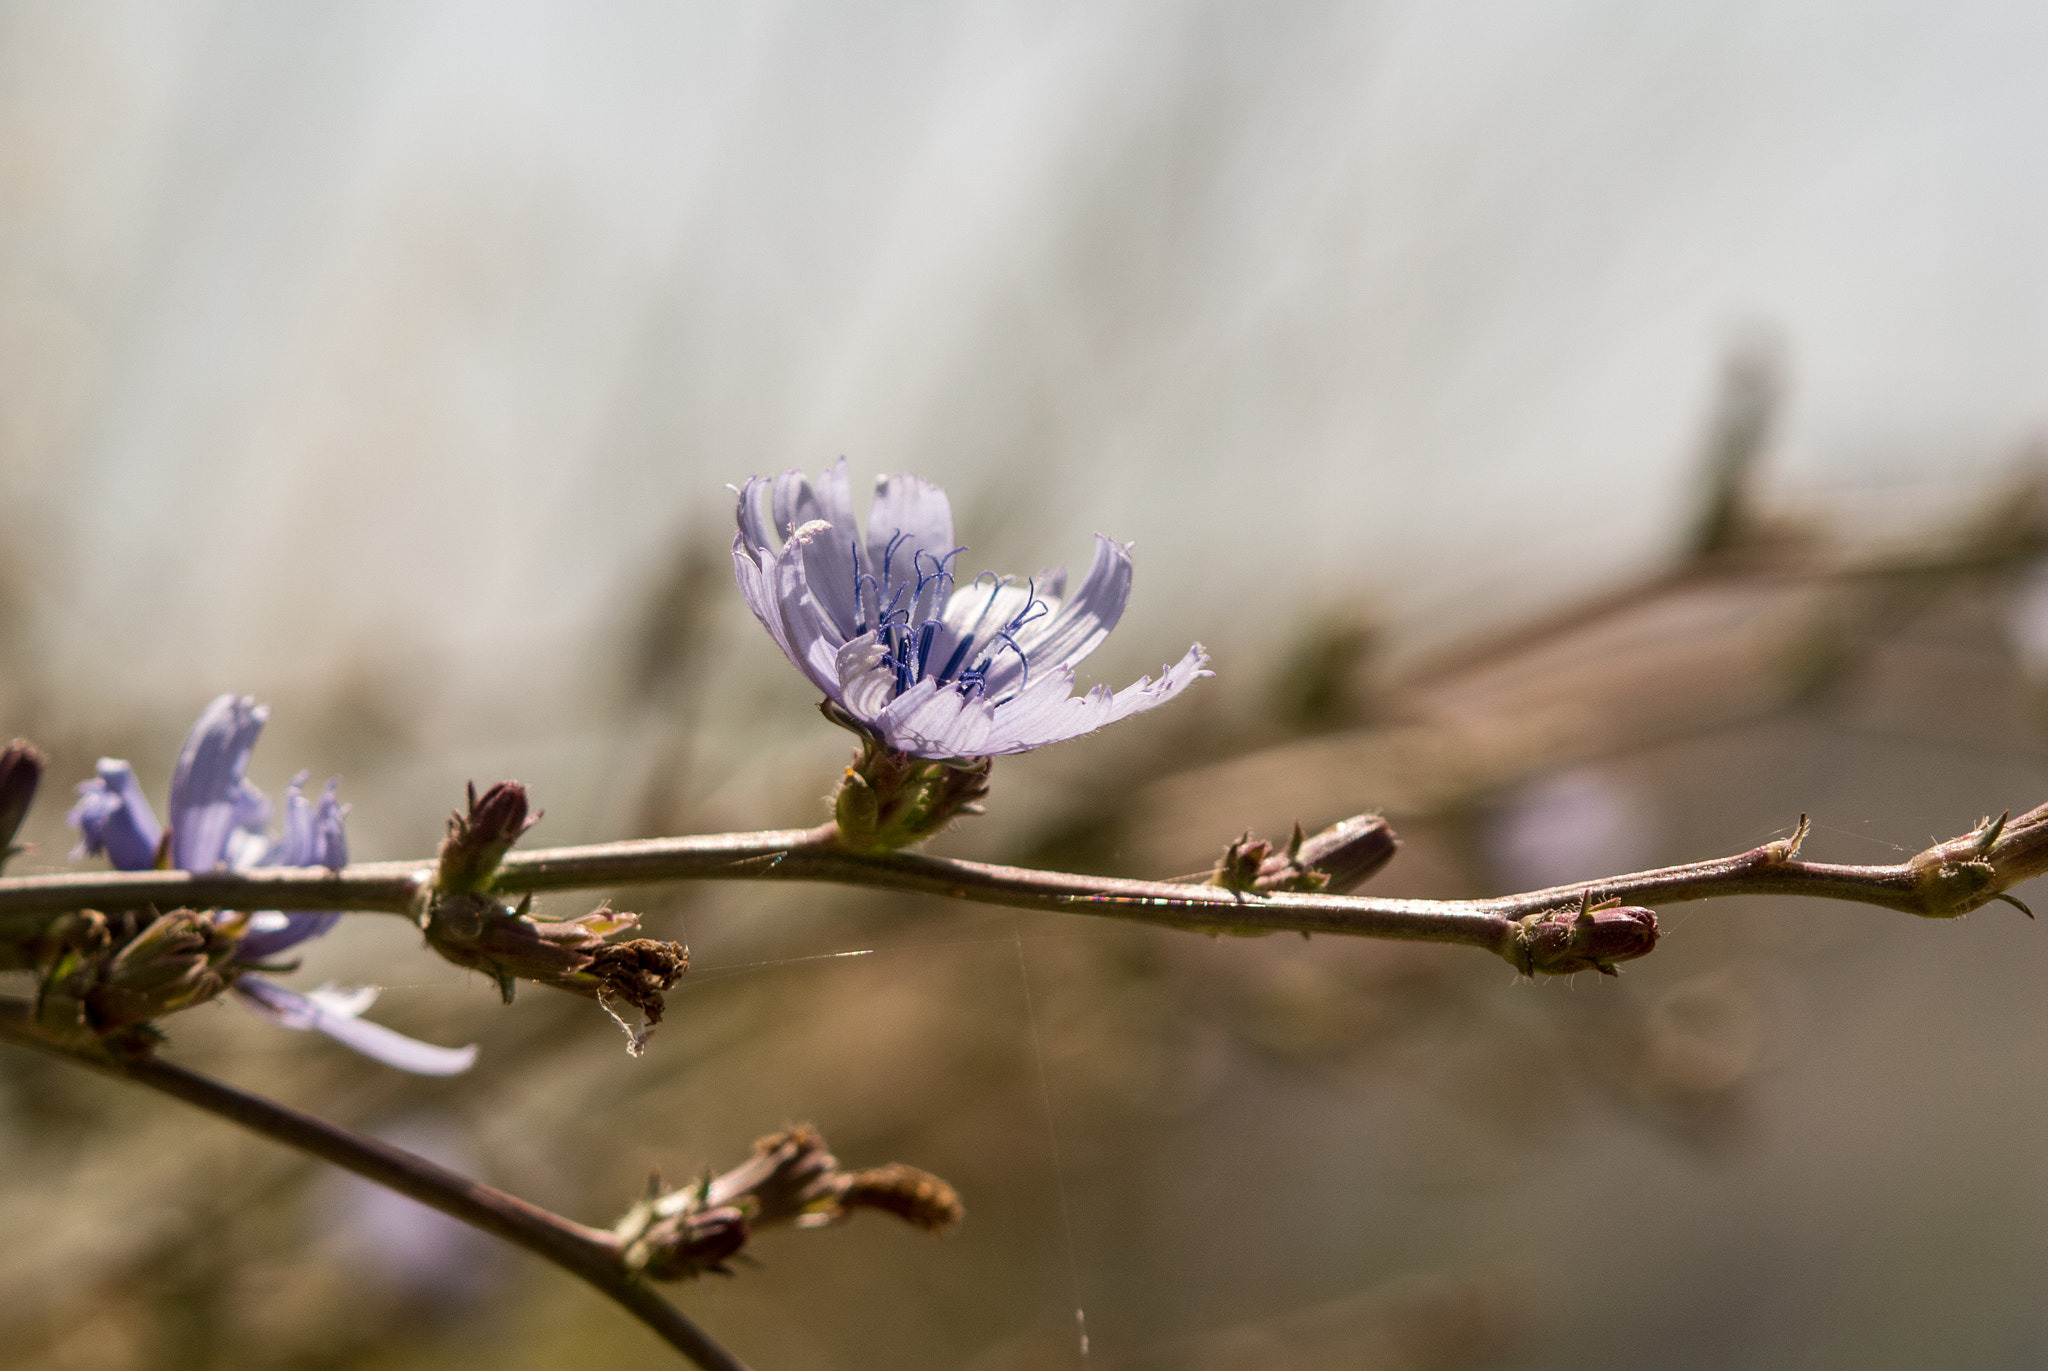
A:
[[834, 633, 900, 722], [168, 694, 271, 872], [309, 778, 349, 868], [983, 677, 1108, 755], [768, 467, 862, 637], [983, 535, 1133, 694], [235, 910, 338, 961], [1101, 642, 1211, 720], [977, 668, 1085, 750], [812, 457, 858, 539], [734, 533, 842, 697], [775, 528, 855, 690], [875, 680, 996, 757], [239, 774, 350, 959], [984, 644, 1210, 754], [733, 536, 797, 653], [236, 978, 478, 1076], [865, 474, 956, 615], [67, 759, 164, 870], [733, 475, 782, 561]]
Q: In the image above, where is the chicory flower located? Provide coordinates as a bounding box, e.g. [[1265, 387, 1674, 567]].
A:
[[67, 694, 476, 1075], [733, 460, 1208, 760]]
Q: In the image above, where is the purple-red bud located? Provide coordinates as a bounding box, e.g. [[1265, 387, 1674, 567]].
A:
[[1506, 899, 1659, 976], [0, 739, 43, 869], [436, 780, 541, 893]]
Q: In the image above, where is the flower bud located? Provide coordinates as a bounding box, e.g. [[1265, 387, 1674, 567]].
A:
[[33, 907, 243, 1048], [436, 781, 541, 894], [0, 739, 42, 870], [1212, 815, 1402, 895], [632, 1203, 753, 1280], [1257, 814, 1400, 894], [1504, 897, 1658, 977]]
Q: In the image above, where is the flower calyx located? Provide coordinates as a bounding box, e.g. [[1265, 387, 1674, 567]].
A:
[[615, 1124, 962, 1282], [31, 906, 245, 1052], [1502, 891, 1658, 977], [830, 723, 991, 851], [421, 892, 687, 1055], [436, 780, 541, 895]]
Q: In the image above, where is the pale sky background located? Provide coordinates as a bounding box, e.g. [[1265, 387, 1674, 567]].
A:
[[5, 0, 2048, 713]]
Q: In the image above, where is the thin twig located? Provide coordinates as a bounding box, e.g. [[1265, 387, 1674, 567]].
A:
[[3, 801, 2045, 964], [0, 1002, 751, 1371]]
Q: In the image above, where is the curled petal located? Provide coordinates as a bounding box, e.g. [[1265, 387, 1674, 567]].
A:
[[235, 910, 339, 961], [733, 475, 782, 563], [235, 978, 478, 1076], [981, 535, 1132, 696], [168, 694, 271, 872], [737, 526, 852, 697], [237, 776, 353, 959], [773, 462, 863, 638], [68, 759, 164, 871], [835, 633, 901, 722]]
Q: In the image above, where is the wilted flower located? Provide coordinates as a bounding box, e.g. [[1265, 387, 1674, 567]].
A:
[[66, 694, 475, 1075], [733, 460, 1208, 760], [617, 1124, 962, 1282]]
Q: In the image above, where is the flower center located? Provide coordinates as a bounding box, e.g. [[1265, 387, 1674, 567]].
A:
[[849, 533, 1048, 703]]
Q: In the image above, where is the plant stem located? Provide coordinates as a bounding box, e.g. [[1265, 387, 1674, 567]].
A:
[[0, 1002, 751, 1371], [3, 801, 2045, 961]]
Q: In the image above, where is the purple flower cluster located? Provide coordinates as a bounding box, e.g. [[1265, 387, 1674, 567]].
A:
[[734, 461, 1208, 759], [69, 695, 474, 1075]]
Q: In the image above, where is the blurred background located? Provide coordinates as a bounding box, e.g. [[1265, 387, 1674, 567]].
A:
[[7, 1, 2048, 1367]]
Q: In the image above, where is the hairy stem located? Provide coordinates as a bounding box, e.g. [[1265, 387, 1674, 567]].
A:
[[4, 802, 2045, 965], [0, 1002, 750, 1371]]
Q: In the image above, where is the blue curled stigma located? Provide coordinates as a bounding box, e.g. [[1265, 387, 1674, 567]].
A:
[[851, 534, 978, 698], [948, 578, 1049, 705]]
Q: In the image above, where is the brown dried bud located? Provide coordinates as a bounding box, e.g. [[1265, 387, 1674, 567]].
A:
[[422, 893, 687, 1052], [831, 725, 991, 851], [841, 1163, 965, 1233], [436, 780, 542, 894], [617, 1123, 964, 1281], [0, 739, 43, 871], [1259, 814, 1400, 894], [1505, 896, 1658, 977], [708, 1124, 847, 1227]]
